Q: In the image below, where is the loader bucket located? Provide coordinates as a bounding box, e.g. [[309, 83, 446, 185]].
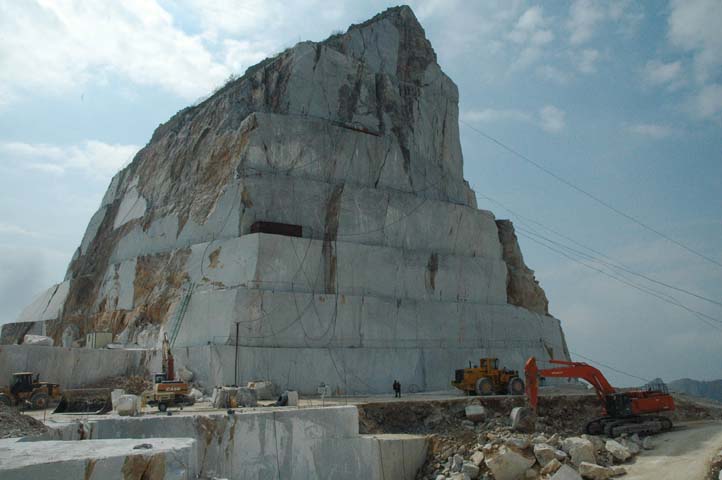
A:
[[53, 388, 112, 414]]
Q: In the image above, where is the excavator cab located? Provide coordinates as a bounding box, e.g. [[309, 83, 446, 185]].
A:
[[10, 373, 34, 395]]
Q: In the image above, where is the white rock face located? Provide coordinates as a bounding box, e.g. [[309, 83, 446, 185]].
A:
[[6, 6, 570, 393]]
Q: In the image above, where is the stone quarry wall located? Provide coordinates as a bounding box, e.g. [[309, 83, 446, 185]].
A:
[[0, 345, 160, 388], [6, 6, 569, 393]]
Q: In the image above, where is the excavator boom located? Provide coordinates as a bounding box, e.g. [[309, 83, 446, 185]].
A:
[[524, 356, 675, 436]]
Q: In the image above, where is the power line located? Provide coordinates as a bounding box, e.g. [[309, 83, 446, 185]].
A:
[[569, 350, 650, 384], [476, 192, 722, 308], [516, 229, 722, 330], [461, 120, 722, 270]]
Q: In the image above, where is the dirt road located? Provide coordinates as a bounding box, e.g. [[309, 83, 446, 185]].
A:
[[626, 421, 722, 480]]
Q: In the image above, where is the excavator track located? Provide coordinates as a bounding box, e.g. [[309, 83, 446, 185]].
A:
[[585, 415, 673, 436]]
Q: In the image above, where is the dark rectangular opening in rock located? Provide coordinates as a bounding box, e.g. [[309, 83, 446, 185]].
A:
[[250, 221, 303, 238]]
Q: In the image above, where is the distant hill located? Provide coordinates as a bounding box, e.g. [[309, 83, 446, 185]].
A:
[[668, 378, 722, 402]]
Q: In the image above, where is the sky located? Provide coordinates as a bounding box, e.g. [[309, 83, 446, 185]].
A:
[[0, 0, 720, 386]]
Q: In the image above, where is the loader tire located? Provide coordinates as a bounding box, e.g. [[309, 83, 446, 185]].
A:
[[0, 394, 11, 407], [508, 377, 525, 396], [30, 392, 49, 410], [158, 402, 168, 412], [475, 377, 494, 396]]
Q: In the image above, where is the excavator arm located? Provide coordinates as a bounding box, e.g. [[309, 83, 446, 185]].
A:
[[524, 356, 675, 436], [525, 357, 616, 411]]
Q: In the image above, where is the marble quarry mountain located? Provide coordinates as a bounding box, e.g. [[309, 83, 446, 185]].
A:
[[2, 6, 569, 393]]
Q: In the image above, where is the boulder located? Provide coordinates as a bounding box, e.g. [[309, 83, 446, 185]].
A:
[[452, 454, 464, 472], [485, 446, 535, 480], [189, 388, 203, 401], [212, 386, 239, 408], [507, 437, 530, 450], [533, 443, 557, 466], [111, 389, 126, 409], [555, 449, 569, 462], [449, 474, 470, 480], [247, 381, 277, 400], [116, 394, 141, 416], [23, 334, 53, 346], [235, 387, 258, 407], [578, 462, 614, 480], [620, 438, 640, 455], [61, 325, 79, 347], [510, 407, 536, 433], [562, 437, 596, 466], [582, 434, 605, 453], [610, 466, 627, 477], [461, 462, 479, 478], [604, 440, 631, 463], [540, 458, 562, 475], [550, 465, 583, 480], [465, 405, 487, 422], [177, 366, 194, 383], [470, 451, 485, 466], [286, 390, 299, 406], [642, 436, 654, 450]]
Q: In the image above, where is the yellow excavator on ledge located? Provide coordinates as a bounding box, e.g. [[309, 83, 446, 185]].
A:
[[142, 333, 194, 411]]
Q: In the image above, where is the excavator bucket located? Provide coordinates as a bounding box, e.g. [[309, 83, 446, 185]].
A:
[[53, 388, 112, 414]]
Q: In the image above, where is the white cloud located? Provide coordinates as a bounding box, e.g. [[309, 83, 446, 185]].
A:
[[626, 123, 676, 139], [538, 105, 566, 133], [462, 109, 533, 124], [668, 0, 722, 84], [536, 65, 572, 84], [576, 49, 600, 74], [567, 0, 605, 45], [0, 1, 233, 104], [0, 223, 38, 237], [691, 83, 722, 120], [463, 104, 566, 133], [0, 140, 139, 179], [642, 60, 685, 89], [508, 6, 555, 70]]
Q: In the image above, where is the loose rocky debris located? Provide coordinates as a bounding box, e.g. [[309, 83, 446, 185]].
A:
[[0, 402, 48, 439], [86, 375, 152, 396], [358, 393, 722, 480], [421, 419, 646, 479]]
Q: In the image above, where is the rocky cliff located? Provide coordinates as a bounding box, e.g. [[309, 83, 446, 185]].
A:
[[4, 6, 567, 392]]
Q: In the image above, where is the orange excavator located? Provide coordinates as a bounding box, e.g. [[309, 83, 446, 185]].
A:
[[525, 357, 675, 436]]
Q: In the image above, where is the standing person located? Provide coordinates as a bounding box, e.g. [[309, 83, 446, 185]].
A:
[[393, 380, 401, 398]]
